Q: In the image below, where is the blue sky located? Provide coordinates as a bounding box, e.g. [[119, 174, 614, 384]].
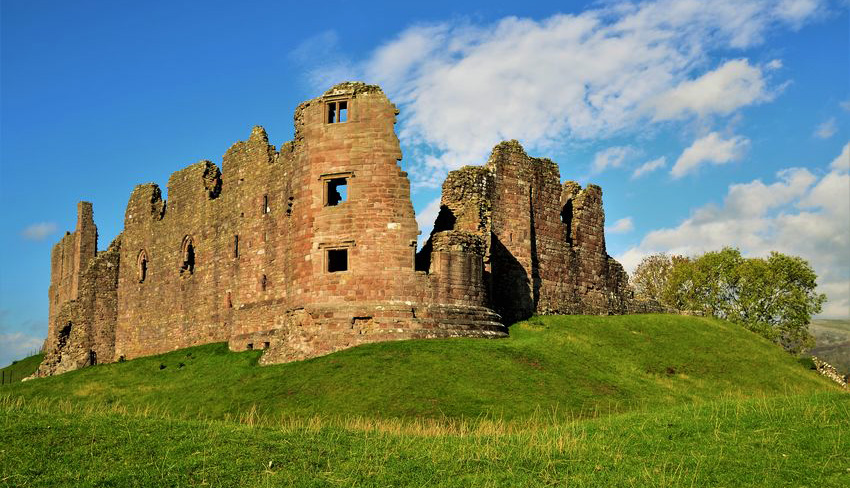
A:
[[1, 0, 848, 366]]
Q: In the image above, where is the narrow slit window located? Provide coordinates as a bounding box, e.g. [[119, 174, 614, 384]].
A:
[[561, 200, 574, 245], [327, 249, 348, 272], [137, 250, 148, 283], [262, 194, 270, 214], [327, 100, 349, 124], [233, 235, 239, 258], [325, 178, 348, 206], [181, 237, 195, 275], [260, 274, 267, 291]]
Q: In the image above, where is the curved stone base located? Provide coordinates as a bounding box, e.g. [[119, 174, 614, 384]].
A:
[[228, 301, 506, 365]]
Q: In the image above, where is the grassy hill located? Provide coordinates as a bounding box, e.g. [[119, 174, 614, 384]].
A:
[[2, 314, 847, 486], [0, 352, 42, 384], [1, 314, 837, 422]]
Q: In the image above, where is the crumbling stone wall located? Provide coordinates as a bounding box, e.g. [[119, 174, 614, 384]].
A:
[[35, 213, 119, 377], [37, 82, 644, 377], [416, 140, 636, 323]]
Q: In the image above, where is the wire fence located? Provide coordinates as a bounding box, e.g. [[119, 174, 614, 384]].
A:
[[1, 348, 43, 385]]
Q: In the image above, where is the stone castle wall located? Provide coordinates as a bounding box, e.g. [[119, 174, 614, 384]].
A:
[[34, 82, 641, 378], [417, 141, 634, 324]]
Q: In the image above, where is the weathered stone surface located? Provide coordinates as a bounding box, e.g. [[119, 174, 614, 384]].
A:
[[35, 82, 653, 378]]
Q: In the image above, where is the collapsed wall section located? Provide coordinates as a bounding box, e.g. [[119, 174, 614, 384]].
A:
[[418, 140, 634, 323], [34, 234, 120, 377]]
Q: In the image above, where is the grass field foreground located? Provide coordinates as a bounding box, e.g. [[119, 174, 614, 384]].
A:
[[1, 391, 847, 487]]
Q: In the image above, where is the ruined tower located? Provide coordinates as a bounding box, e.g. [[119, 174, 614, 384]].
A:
[[34, 82, 642, 378]]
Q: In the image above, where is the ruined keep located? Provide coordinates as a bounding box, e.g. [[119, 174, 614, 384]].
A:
[[34, 82, 641, 378]]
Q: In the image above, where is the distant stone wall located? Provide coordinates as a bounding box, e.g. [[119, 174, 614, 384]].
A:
[[36, 82, 648, 377]]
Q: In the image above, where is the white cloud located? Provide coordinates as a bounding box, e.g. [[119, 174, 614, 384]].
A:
[[607, 217, 634, 234], [592, 146, 634, 173], [0, 332, 43, 368], [813, 117, 837, 139], [618, 145, 850, 318], [830, 141, 850, 171], [671, 132, 749, 178], [773, 0, 823, 28], [295, 0, 826, 185], [646, 59, 770, 121], [632, 156, 667, 179], [766, 59, 783, 70], [415, 196, 442, 247], [289, 31, 358, 89], [21, 222, 57, 241]]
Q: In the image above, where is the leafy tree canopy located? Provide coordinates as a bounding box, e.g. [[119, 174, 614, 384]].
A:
[[639, 247, 826, 353]]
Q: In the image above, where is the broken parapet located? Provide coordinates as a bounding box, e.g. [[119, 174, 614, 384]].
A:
[[419, 139, 638, 321], [34, 234, 120, 378]]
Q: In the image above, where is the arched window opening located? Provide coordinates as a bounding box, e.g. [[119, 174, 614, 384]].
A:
[[181, 236, 195, 275], [137, 250, 148, 283]]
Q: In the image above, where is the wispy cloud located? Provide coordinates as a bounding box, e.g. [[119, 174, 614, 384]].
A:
[[289, 30, 358, 89], [619, 144, 850, 317], [592, 146, 635, 174], [813, 117, 837, 139], [671, 132, 749, 178], [632, 156, 667, 179], [606, 217, 634, 234], [21, 222, 57, 241], [645, 59, 772, 121], [0, 332, 43, 368], [292, 1, 825, 186]]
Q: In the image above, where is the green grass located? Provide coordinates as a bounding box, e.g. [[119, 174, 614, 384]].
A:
[[2, 391, 847, 487], [2, 314, 846, 487], [0, 353, 42, 385], [2, 315, 837, 423]]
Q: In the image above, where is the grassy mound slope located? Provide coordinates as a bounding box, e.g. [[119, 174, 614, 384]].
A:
[[3, 315, 837, 422], [2, 392, 847, 487], [0, 353, 42, 384]]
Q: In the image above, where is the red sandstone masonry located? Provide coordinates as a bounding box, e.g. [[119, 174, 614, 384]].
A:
[[35, 82, 648, 378]]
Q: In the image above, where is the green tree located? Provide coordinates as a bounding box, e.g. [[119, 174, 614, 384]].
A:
[[663, 247, 825, 353], [631, 253, 685, 306]]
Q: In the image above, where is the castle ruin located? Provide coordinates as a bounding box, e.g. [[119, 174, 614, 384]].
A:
[[34, 82, 643, 377]]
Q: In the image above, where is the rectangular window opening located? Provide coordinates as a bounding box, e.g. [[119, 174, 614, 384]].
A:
[[263, 341, 270, 349], [327, 103, 337, 123], [247, 343, 253, 350], [262, 194, 269, 214], [325, 178, 348, 206], [327, 100, 349, 124], [327, 249, 348, 273], [233, 235, 239, 258], [338, 100, 348, 122]]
